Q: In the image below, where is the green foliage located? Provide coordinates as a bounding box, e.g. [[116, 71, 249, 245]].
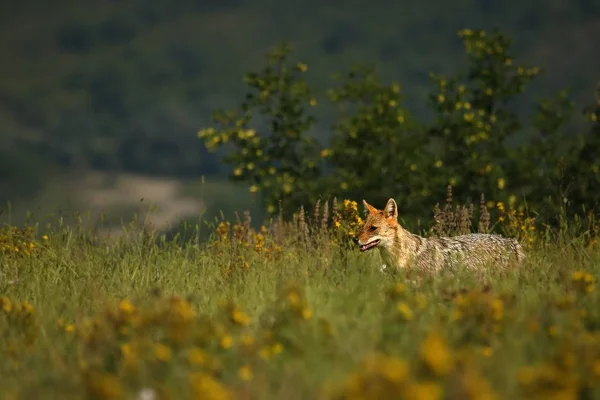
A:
[[425, 29, 541, 203], [199, 29, 600, 226], [198, 44, 322, 215], [521, 89, 576, 221], [324, 66, 431, 216], [566, 83, 600, 210]]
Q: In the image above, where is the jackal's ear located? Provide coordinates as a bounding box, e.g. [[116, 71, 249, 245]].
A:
[[383, 198, 398, 220], [363, 199, 378, 215]]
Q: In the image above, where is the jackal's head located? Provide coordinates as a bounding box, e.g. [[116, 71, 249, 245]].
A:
[[356, 198, 399, 252]]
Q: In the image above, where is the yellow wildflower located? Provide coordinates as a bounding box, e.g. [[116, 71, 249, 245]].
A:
[[301, 307, 313, 320], [84, 372, 123, 400], [404, 381, 443, 400], [497, 178, 506, 189], [320, 149, 332, 158], [419, 333, 453, 377], [241, 335, 254, 347], [365, 354, 410, 383], [231, 309, 251, 326], [490, 299, 504, 321], [154, 343, 172, 362], [220, 335, 234, 349], [272, 342, 283, 355], [118, 299, 135, 315], [593, 360, 600, 378], [396, 302, 414, 321], [571, 271, 595, 293], [22, 301, 34, 314], [287, 291, 301, 308], [238, 365, 253, 381], [189, 373, 231, 400], [1, 296, 12, 313], [259, 346, 272, 360], [188, 348, 206, 365]]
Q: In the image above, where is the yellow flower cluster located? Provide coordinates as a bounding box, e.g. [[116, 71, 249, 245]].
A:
[[281, 285, 313, 321], [1, 296, 37, 367], [1, 297, 35, 317], [335, 332, 497, 400], [496, 201, 537, 248], [198, 126, 260, 153], [3, 254, 600, 399], [332, 199, 364, 241], [517, 362, 579, 400], [0, 226, 46, 257], [431, 71, 500, 147], [49, 290, 308, 399], [449, 287, 507, 347], [571, 271, 595, 294], [213, 221, 282, 266], [385, 283, 427, 322], [517, 293, 600, 399], [458, 29, 541, 80]]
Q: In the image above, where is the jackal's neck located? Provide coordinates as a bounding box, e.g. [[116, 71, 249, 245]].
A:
[[378, 226, 422, 269]]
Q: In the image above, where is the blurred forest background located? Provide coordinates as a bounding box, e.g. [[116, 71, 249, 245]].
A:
[[1, 0, 599, 237]]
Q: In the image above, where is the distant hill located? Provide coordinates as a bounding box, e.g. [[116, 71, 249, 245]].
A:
[[1, 0, 599, 201]]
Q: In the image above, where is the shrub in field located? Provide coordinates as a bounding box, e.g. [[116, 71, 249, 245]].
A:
[[198, 28, 600, 231], [197, 43, 322, 217], [566, 83, 600, 212], [323, 66, 431, 217]]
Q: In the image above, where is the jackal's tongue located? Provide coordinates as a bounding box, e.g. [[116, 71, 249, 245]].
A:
[[359, 239, 380, 252]]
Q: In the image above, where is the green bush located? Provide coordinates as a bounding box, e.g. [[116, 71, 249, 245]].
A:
[[198, 44, 323, 216], [198, 29, 600, 227]]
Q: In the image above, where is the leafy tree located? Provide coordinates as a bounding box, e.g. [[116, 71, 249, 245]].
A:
[[198, 30, 600, 230], [520, 89, 576, 221], [323, 65, 432, 218], [566, 83, 600, 212], [426, 29, 542, 206], [198, 44, 323, 216]]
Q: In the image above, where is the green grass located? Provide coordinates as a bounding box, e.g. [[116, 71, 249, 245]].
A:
[[1, 201, 600, 399]]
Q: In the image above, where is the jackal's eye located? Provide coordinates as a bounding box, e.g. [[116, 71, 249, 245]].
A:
[[369, 226, 377, 232]]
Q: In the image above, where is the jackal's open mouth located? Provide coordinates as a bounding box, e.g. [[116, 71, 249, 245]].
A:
[[359, 239, 380, 252]]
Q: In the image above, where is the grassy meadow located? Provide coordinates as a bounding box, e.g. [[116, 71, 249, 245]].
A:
[[1, 194, 600, 400]]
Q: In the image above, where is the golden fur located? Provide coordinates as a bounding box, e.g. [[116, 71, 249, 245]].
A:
[[356, 198, 525, 272]]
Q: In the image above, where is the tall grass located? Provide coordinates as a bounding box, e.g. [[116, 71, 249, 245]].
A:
[[1, 190, 599, 399]]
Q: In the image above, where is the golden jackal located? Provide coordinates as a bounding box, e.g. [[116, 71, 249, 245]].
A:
[[357, 198, 525, 272]]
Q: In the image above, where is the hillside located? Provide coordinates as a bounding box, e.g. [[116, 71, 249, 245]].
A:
[[1, 0, 599, 201]]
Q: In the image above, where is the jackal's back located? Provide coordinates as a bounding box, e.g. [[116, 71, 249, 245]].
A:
[[417, 233, 525, 272]]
